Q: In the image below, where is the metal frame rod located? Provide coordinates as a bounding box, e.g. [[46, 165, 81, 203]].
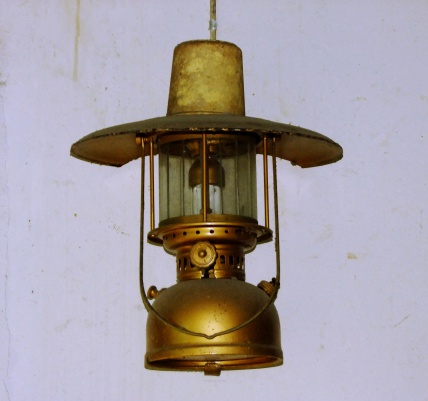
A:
[[139, 141, 149, 311], [149, 140, 155, 230], [263, 135, 270, 228], [202, 133, 208, 221], [272, 137, 281, 289]]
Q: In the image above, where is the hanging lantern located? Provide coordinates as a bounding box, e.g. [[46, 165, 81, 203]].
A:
[[71, 38, 342, 375]]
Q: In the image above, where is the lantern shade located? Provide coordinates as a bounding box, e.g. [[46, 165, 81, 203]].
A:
[[70, 113, 343, 168], [145, 279, 283, 374], [70, 40, 342, 169]]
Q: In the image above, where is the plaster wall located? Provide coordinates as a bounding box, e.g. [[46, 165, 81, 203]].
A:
[[1, 1, 427, 400]]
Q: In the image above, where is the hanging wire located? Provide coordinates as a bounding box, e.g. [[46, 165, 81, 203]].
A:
[[209, 0, 217, 40]]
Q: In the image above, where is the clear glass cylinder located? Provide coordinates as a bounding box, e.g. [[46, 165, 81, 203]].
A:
[[158, 135, 258, 224]]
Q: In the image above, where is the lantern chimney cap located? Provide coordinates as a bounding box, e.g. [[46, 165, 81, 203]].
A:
[[70, 40, 343, 169], [167, 40, 245, 116]]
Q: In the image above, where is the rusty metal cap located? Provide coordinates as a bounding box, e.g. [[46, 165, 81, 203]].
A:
[[167, 40, 245, 116]]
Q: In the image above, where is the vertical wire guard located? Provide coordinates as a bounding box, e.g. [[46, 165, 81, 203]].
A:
[[180, 142, 185, 216], [202, 133, 208, 221], [166, 143, 170, 219], [247, 141, 253, 217], [139, 141, 149, 310], [218, 139, 224, 214], [149, 140, 155, 230], [272, 137, 281, 289], [234, 139, 239, 214], [263, 135, 270, 228]]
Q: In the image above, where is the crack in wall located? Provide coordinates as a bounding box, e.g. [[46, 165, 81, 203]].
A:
[[73, 0, 81, 81]]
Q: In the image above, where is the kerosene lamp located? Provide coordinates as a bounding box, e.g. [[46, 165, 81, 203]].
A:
[[70, 3, 342, 376]]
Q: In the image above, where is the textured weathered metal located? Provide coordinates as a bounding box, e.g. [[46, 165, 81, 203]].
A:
[[145, 279, 283, 374], [167, 40, 245, 116], [70, 113, 343, 168], [189, 241, 217, 269], [70, 40, 343, 168], [148, 219, 272, 281]]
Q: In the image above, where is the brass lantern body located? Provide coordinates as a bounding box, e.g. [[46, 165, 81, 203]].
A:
[[142, 41, 282, 374], [146, 279, 282, 375], [70, 39, 343, 375]]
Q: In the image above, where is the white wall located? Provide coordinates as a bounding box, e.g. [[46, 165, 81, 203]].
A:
[[1, 1, 427, 400]]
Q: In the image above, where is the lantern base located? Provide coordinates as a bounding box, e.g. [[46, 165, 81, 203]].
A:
[[145, 279, 283, 375], [146, 347, 282, 376]]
